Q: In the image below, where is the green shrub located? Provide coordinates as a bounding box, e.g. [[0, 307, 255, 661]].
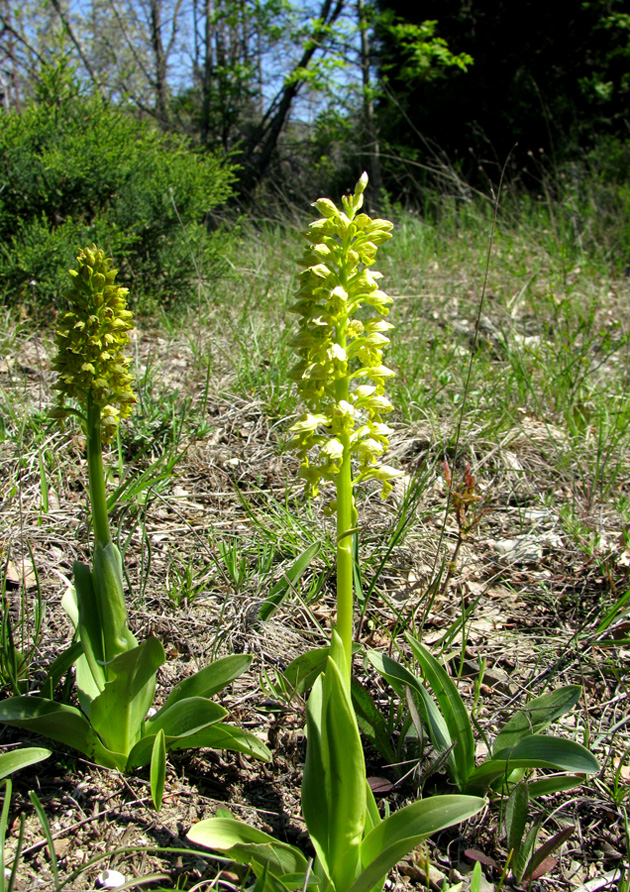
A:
[[0, 94, 236, 310]]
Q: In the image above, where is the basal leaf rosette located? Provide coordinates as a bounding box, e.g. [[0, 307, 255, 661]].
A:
[[289, 173, 402, 499], [52, 245, 136, 443]]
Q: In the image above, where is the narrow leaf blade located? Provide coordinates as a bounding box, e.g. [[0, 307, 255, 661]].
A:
[[150, 729, 167, 811]]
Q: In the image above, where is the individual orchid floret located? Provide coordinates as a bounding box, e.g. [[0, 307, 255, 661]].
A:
[[52, 245, 136, 443]]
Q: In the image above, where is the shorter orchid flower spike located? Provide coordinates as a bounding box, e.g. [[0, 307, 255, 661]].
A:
[[52, 245, 136, 442], [289, 173, 403, 498]]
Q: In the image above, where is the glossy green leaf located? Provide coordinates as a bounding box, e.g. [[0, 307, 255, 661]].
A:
[[168, 722, 271, 761], [188, 816, 310, 880], [159, 654, 253, 713], [128, 706, 270, 769], [0, 747, 51, 780], [465, 735, 599, 792], [150, 729, 167, 811], [126, 698, 228, 768], [525, 774, 587, 798], [90, 636, 164, 756], [67, 563, 103, 672], [506, 783, 528, 857], [258, 542, 321, 621], [351, 795, 486, 892], [91, 541, 138, 666], [494, 686, 582, 753], [0, 696, 126, 769], [282, 648, 329, 695], [406, 637, 475, 787], [62, 572, 104, 709], [147, 696, 227, 735], [302, 632, 366, 892]]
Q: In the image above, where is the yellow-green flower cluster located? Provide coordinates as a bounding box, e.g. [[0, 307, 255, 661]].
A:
[[52, 246, 136, 443], [288, 173, 402, 498]]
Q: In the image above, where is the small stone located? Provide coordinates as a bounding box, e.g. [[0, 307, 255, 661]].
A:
[[97, 869, 126, 888]]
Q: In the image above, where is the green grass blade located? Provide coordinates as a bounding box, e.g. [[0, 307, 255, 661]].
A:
[[150, 729, 167, 811], [258, 542, 321, 621]]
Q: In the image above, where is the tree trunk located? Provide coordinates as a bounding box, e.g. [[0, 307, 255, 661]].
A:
[[149, 0, 170, 124], [239, 0, 346, 194]]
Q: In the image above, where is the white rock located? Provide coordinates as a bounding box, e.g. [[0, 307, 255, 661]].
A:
[[97, 869, 126, 888]]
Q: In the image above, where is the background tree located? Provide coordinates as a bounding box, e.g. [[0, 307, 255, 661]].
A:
[[373, 0, 630, 190]]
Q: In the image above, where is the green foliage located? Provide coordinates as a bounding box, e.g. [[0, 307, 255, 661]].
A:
[[374, 0, 630, 190], [378, 14, 473, 83], [0, 84, 235, 310], [369, 636, 599, 795]]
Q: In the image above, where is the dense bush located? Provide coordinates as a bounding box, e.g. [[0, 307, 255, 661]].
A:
[[0, 92, 236, 311]]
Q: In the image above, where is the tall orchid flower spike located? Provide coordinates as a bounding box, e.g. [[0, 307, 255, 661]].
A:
[[186, 179, 486, 892], [289, 174, 402, 677], [52, 245, 138, 670], [0, 246, 270, 793]]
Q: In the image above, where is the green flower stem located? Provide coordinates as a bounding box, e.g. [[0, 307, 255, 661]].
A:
[[335, 310, 354, 686], [288, 174, 399, 688], [87, 394, 112, 548]]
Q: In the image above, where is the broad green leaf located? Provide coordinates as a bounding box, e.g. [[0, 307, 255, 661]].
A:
[[351, 795, 486, 892], [258, 541, 321, 621], [0, 747, 51, 780], [128, 708, 270, 769], [525, 775, 586, 798], [301, 673, 328, 875], [147, 696, 227, 735], [494, 686, 582, 753], [303, 635, 366, 892], [506, 783, 528, 857], [91, 541, 138, 667], [63, 569, 105, 707], [465, 735, 599, 792], [0, 696, 126, 769], [187, 817, 310, 878], [127, 698, 229, 768], [150, 729, 167, 811], [90, 637, 164, 756], [406, 637, 475, 786], [167, 722, 271, 761], [282, 648, 329, 695], [159, 654, 253, 713]]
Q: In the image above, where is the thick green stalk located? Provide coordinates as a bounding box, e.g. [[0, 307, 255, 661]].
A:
[[86, 394, 112, 548], [335, 316, 354, 688]]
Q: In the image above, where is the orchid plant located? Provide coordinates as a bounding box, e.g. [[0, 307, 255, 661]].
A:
[[0, 247, 269, 803], [188, 176, 485, 890]]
